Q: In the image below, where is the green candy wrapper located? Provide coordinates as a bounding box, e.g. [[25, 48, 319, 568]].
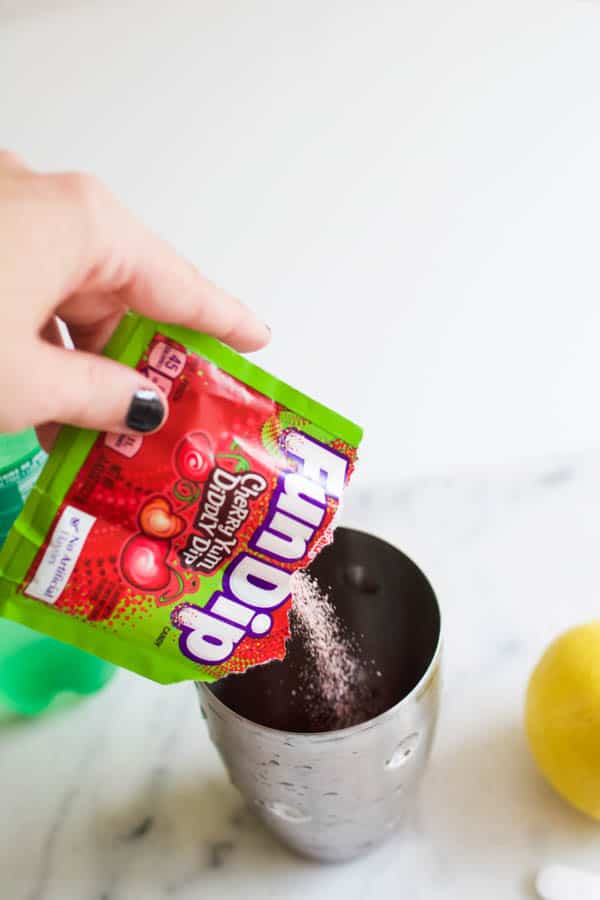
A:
[[0, 314, 362, 683]]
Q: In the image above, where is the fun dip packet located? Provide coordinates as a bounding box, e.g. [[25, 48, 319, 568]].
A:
[[0, 314, 362, 683]]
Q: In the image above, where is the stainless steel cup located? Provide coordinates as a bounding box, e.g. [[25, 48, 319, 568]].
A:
[[196, 527, 442, 863]]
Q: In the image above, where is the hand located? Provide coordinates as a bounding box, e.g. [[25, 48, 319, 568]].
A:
[[0, 152, 270, 449]]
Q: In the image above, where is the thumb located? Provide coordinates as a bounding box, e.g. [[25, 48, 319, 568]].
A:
[[37, 342, 168, 438]]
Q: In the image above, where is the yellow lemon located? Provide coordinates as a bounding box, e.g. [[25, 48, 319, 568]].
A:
[[526, 621, 600, 820]]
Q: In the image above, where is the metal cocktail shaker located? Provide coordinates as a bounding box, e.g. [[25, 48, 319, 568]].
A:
[[197, 527, 441, 862]]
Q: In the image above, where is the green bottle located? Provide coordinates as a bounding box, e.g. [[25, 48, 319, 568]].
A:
[[0, 430, 116, 717], [0, 429, 46, 546]]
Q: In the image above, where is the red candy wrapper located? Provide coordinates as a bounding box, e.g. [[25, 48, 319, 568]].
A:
[[0, 314, 362, 683]]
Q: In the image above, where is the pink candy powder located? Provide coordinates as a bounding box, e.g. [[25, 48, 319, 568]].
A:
[[290, 571, 375, 730]]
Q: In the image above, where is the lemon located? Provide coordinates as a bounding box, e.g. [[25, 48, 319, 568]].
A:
[[525, 622, 600, 820]]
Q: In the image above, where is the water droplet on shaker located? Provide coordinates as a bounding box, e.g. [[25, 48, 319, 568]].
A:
[[264, 801, 311, 823], [385, 732, 420, 769]]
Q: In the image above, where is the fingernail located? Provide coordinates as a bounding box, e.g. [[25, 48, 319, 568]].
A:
[[126, 389, 165, 433]]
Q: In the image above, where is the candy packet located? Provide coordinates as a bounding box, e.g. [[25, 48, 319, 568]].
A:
[[0, 314, 362, 683]]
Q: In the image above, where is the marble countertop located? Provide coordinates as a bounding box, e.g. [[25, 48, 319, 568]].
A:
[[3, 456, 600, 899]]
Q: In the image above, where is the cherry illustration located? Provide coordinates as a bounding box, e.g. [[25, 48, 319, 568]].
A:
[[174, 431, 215, 482], [139, 496, 185, 539], [121, 534, 171, 591]]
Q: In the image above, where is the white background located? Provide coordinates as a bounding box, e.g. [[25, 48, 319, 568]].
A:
[[1, 0, 600, 485]]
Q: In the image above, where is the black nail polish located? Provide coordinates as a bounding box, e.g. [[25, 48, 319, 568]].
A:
[[126, 390, 165, 433]]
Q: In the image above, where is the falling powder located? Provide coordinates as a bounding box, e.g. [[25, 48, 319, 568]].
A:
[[290, 570, 375, 730]]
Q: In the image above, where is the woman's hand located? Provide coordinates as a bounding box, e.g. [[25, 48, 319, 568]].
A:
[[0, 151, 269, 449]]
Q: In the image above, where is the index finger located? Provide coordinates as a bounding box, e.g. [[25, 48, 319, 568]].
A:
[[9, 163, 270, 352], [60, 172, 271, 353]]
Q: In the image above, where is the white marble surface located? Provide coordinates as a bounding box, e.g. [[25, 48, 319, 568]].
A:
[[3, 456, 600, 899]]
